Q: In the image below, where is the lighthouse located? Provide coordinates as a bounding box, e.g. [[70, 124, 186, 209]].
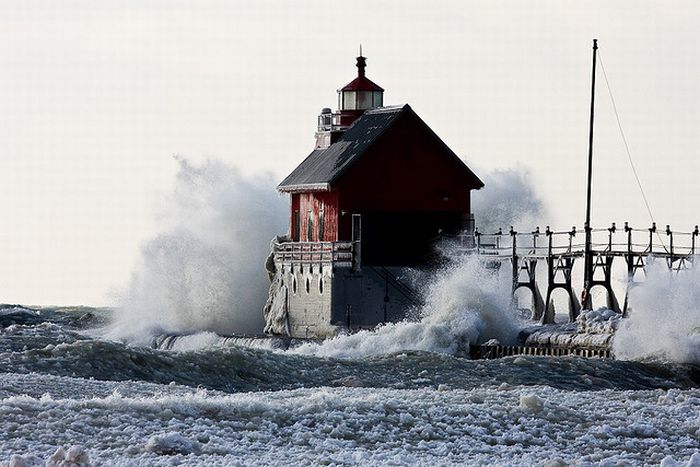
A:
[[264, 53, 484, 339]]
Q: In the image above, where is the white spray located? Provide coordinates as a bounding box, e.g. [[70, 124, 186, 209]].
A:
[[293, 256, 523, 359], [107, 158, 287, 343], [105, 160, 546, 352], [291, 169, 547, 358], [472, 167, 545, 234], [614, 259, 700, 364]]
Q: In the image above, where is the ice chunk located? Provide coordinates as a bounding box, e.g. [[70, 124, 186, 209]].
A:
[[144, 432, 201, 455], [542, 459, 568, 467], [519, 393, 544, 412], [9, 455, 42, 467], [45, 446, 92, 467], [331, 376, 365, 387], [660, 452, 700, 467]]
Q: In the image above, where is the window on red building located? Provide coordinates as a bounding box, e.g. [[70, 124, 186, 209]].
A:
[[293, 210, 300, 241], [307, 210, 314, 241], [318, 209, 325, 241]]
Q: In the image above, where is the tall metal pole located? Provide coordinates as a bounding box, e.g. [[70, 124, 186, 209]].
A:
[[583, 39, 598, 310]]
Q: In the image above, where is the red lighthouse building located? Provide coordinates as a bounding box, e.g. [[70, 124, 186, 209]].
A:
[[264, 54, 483, 338]]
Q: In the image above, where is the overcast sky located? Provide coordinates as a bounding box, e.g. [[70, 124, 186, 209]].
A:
[[1, 1, 699, 305]]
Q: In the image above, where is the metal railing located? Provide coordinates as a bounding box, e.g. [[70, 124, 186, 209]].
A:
[[368, 266, 423, 306], [317, 111, 352, 133]]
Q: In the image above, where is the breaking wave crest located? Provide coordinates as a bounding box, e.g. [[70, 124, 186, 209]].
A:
[[106, 158, 287, 344], [472, 167, 545, 234], [293, 257, 522, 359], [614, 259, 700, 364], [0, 306, 691, 395]]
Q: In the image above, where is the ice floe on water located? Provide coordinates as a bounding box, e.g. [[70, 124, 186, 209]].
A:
[[8, 446, 91, 467], [1, 373, 698, 466]]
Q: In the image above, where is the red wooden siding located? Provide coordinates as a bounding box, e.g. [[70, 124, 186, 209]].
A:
[[295, 191, 339, 242]]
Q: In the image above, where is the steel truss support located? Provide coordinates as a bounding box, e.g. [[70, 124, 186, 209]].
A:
[[543, 255, 581, 324], [512, 256, 546, 320], [588, 252, 621, 313]]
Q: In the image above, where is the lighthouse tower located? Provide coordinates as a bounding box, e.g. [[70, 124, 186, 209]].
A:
[[264, 53, 484, 339], [315, 52, 384, 149]]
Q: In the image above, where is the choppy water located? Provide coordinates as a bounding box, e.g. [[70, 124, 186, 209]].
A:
[[1, 305, 699, 466]]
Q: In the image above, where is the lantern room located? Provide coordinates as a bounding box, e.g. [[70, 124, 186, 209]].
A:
[[315, 53, 385, 144], [337, 55, 384, 112]]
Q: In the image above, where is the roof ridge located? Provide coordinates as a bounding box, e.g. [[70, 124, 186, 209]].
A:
[[278, 108, 406, 192], [365, 104, 408, 114], [277, 104, 483, 192]]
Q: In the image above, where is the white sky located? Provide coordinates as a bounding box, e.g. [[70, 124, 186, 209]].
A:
[[1, 1, 699, 305]]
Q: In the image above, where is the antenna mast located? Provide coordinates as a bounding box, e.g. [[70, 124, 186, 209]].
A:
[[582, 38, 598, 311]]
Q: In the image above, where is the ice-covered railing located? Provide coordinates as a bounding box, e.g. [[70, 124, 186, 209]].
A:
[[273, 241, 357, 268], [445, 222, 700, 321], [317, 110, 355, 132], [452, 222, 700, 261]]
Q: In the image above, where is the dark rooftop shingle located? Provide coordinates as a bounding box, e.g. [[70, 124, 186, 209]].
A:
[[278, 105, 406, 191], [278, 104, 483, 192]]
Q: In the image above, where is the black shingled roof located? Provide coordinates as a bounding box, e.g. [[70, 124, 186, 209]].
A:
[[278, 104, 483, 192]]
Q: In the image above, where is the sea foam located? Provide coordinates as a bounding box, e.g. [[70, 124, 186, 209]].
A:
[[293, 257, 522, 359], [614, 259, 700, 364]]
